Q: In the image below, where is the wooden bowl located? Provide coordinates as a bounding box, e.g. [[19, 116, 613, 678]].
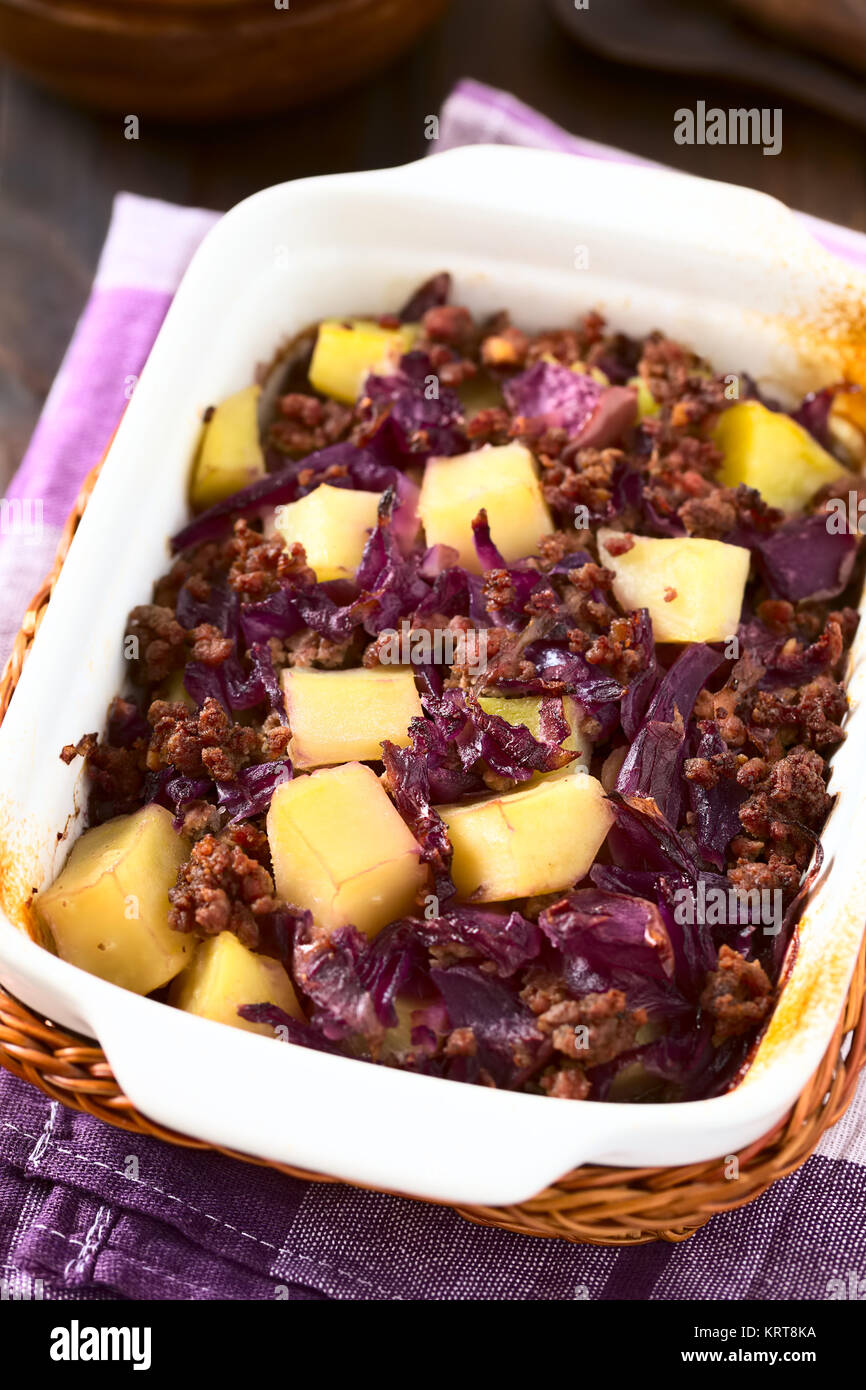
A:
[[0, 0, 453, 120]]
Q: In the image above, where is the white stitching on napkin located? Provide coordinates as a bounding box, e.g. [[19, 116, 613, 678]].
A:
[[64, 1203, 111, 1281], [27, 1102, 59, 1169], [3, 1119, 395, 1293], [35, 1225, 225, 1298]]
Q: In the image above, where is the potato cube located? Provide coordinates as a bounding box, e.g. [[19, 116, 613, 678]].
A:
[[598, 528, 750, 644], [273, 483, 380, 581], [380, 994, 438, 1061], [477, 694, 592, 769], [190, 384, 266, 511], [418, 443, 554, 572], [282, 667, 422, 768], [628, 375, 660, 419], [267, 762, 424, 938], [440, 773, 613, 902], [309, 318, 419, 404], [713, 400, 848, 512], [169, 931, 303, 1036], [35, 805, 191, 995]]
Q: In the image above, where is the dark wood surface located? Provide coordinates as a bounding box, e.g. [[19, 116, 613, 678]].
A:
[[2, 0, 865, 489]]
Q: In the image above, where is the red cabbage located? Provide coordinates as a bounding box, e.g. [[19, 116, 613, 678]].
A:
[[360, 351, 466, 460], [422, 689, 575, 785], [429, 965, 543, 1087], [380, 740, 455, 901], [398, 272, 451, 322], [237, 1004, 344, 1055], [503, 363, 637, 448], [504, 361, 602, 434], [572, 385, 638, 450], [216, 759, 292, 823], [354, 488, 431, 635], [412, 906, 541, 976], [619, 609, 659, 739], [495, 641, 623, 735], [791, 387, 836, 449], [686, 720, 745, 870], [538, 888, 675, 982], [616, 643, 724, 825], [755, 514, 856, 603]]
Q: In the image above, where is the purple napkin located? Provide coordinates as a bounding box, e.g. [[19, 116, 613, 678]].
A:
[[2, 81, 865, 1301]]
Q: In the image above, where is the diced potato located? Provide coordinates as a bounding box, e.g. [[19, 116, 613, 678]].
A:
[[35, 805, 191, 995], [380, 995, 437, 1061], [190, 384, 266, 511], [309, 318, 420, 404], [713, 399, 848, 512], [598, 528, 750, 644], [273, 483, 380, 581], [477, 694, 592, 769], [439, 773, 613, 902], [157, 668, 194, 709], [169, 931, 303, 1036], [282, 667, 422, 768], [418, 443, 554, 572], [628, 375, 660, 419], [267, 762, 424, 938]]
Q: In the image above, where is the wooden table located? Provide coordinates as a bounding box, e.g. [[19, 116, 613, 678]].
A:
[[1, 0, 864, 490]]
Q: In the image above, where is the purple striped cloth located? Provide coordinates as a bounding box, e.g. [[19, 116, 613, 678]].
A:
[[2, 80, 865, 1301]]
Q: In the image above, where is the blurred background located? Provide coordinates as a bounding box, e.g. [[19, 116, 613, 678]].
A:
[[1, 0, 865, 487]]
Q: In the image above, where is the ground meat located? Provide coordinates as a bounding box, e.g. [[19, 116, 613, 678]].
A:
[[541, 1065, 592, 1100], [472, 627, 537, 689], [178, 801, 222, 840], [679, 484, 781, 540], [443, 1026, 477, 1058], [738, 745, 832, 833], [151, 541, 233, 610], [281, 627, 359, 669], [728, 853, 802, 903], [700, 945, 773, 1043], [522, 976, 647, 1068], [582, 612, 653, 686], [168, 824, 279, 948], [146, 696, 259, 782], [268, 392, 352, 456], [60, 728, 146, 822], [637, 333, 729, 425], [598, 531, 634, 558], [536, 530, 592, 569], [541, 445, 623, 519], [480, 325, 529, 368], [525, 328, 582, 367], [188, 623, 233, 667], [748, 678, 847, 751], [227, 519, 314, 600], [260, 710, 292, 760], [125, 605, 187, 684], [421, 304, 474, 347], [465, 406, 512, 445]]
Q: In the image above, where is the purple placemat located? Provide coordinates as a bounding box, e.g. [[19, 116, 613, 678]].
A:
[[2, 81, 865, 1301]]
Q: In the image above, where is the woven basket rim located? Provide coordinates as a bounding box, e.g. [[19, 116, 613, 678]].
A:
[[1, 459, 864, 1246]]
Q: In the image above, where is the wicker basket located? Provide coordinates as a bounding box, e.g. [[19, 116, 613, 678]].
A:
[[1, 462, 865, 1246]]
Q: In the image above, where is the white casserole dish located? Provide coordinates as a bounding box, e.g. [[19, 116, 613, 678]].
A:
[[1, 145, 866, 1207]]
